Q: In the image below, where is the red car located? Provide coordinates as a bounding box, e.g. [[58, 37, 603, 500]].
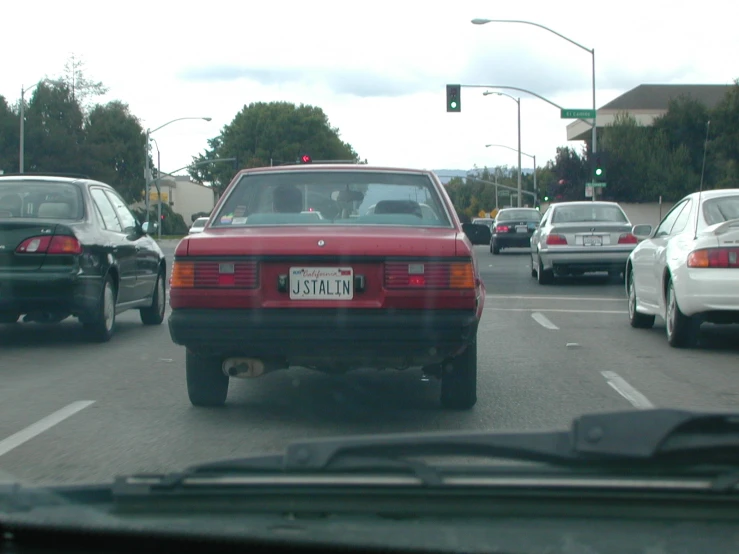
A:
[[168, 164, 485, 409]]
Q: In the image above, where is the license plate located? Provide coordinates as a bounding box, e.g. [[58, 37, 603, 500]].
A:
[[290, 267, 354, 300], [583, 236, 602, 246], [516, 225, 528, 233]]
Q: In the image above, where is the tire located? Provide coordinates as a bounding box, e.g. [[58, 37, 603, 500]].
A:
[[665, 278, 699, 348], [140, 270, 166, 325], [492, 241, 500, 255], [627, 268, 655, 329], [186, 350, 229, 407], [537, 256, 554, 285], [440, 339, 477, 410], [84, 274, 117, 342]]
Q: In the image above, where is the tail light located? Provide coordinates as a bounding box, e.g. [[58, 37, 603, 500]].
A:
[[170, 260, 259, 288], [618, 233, 638, 244], [546, 234, 567, 245], [16, 235, 82, 255], [385, 262, 475, 289], [496, 225, 509, 232], [687, 248, 739, 268]]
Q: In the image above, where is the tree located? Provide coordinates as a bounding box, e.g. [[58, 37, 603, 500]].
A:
[[83, 101, 146, 202], [550, 146, 588, 201], [710, 80, 739, 188], [653, 95, 711, 180], [189, 102, 360, 196], [61, 53, 109, 109], [23, 82, 85, 175], [0, 95, 19, 173]]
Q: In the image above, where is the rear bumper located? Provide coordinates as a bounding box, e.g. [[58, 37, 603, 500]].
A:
[[0, 270, 101, 316], [168, 308, 479, 364], [493, 233, 533, 248], [540, 247, 632, 273], [674, 268, 739, 320]]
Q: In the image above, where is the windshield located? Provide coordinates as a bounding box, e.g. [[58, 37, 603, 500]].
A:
[[191, 219, 207, 228], [551, 204, 628, 223], [496, 209, 541, 222], [0, 180, 83, 220], [213, 171, 451, 227], [703, 195, 739, 225]]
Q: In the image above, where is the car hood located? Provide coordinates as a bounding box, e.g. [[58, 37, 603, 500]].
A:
[[183, 226, 464, 257]]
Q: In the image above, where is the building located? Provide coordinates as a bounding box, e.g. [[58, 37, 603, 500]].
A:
[[151, 176, 216, 223], [566, 84, 733, 143]]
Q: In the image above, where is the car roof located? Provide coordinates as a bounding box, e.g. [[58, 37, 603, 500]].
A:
[[689, 188, 739, 200], [0, 174, 109, 188], [235, 164, 435, 178], [550, 201, 621, 208]]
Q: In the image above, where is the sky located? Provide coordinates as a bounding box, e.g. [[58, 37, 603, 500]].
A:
[[2, 0, 736, 179]]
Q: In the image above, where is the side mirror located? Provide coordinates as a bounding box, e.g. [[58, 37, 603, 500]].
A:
[[141, 221, 158, 234], [632, 224, 652, 239]]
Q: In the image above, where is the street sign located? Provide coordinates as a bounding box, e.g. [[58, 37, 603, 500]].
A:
[[149, 191, 169, 202], [561, 109, 596, 119], [586, 182, 607, 188], [585, 185, 593, 198]]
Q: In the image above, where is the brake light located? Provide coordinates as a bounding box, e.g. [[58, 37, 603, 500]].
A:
[[170, 260, 259, 288], [496, 225, 509, 232], [618, 233, 638, 244], [16, 235, 82, 254], [385, 262, 475, 289], [687, 248, 739, 268], [546, 234, 567, 245]]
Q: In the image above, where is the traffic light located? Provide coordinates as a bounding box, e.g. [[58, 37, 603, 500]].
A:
[[591, 151, 608, 182], [299, 154, 312, 164], [446, 84, 461, 113], [161, 214, 165, 221]]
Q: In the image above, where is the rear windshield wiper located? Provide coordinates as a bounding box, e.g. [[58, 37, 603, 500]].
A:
[[120, 409, 739, 489]]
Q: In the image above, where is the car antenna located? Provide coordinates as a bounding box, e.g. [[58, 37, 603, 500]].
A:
[[693, 119, 711, 240]]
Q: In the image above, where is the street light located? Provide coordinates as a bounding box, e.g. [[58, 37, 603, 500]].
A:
[[485, 143, 536, 205], [483, 91, 522, 208], [19, 79, 62, 173], [472, 18, 597, 198], [144, 117, 211, 226]]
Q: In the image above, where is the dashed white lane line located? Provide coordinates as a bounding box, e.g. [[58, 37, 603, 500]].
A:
[[601, 371, 654, 409], [531, 312, 559, 330], [489, 308, 627, 314], [0, 401, 95, 458]]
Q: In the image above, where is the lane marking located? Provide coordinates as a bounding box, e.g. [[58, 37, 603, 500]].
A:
[[486, 294, 623, 302], [0, 401, 95, 458], [488, 308, 627, 314], [531, 312, 559, 330], [601, 371, 654, 409]]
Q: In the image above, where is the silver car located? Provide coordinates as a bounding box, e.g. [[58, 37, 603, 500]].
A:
[[530, 201, 638, 284]]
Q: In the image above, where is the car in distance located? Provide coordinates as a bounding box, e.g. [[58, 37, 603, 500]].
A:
[[530, 201, 638, 284], [189, 217, 209, 234], [0, 174, 167, 340], [626, 188, 739, 347], [489, 208, 541, 255], [168, 164, 486, 410]]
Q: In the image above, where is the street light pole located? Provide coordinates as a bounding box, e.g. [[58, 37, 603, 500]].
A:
[[483, 92, 522, 207], [20, 85, 27, 174], [486, 143, 537, 206]]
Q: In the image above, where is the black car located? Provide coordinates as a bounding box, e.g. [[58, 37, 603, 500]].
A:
[[490, 208, 542, 254], [0, 175, 167, 341]]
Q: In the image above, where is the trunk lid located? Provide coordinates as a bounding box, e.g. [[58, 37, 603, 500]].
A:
[[549, 222, 633, 247], [0, 220, 60, 271]]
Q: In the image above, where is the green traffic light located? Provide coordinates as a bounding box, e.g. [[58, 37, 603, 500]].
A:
[[595, 168, 603, 176], [450, 101, 457, 109], [544, 196, 549, 201]]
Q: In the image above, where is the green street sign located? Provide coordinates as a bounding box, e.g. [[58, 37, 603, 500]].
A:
[[586, 182, 607, 188], [561, 109, 596, 119]]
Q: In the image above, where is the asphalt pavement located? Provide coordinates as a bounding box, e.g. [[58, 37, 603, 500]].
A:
[[1, 242, 738, 485]]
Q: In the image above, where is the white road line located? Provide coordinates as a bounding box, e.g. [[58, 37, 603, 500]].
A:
[[488, 308, 627, 314], [486, 294, 624, 302], [0, 401, 95, 458], [531, 312, 559, 330], [601, 371, 654, 409]]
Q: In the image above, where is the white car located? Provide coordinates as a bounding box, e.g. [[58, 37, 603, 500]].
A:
[[530, 201, 638, 284], [626, 188, 739, 347], [189, 217, 209, 234]]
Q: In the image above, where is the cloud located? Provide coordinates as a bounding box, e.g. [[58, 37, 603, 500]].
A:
[[177, 65, 437, 98]]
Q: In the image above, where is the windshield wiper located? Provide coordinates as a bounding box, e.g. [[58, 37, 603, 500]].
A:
[[121, 409, 739, 490]]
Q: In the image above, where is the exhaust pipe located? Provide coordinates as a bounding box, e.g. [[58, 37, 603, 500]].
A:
[[222, 358, 282, 378]]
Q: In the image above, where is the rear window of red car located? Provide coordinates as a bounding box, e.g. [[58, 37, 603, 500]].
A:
[[211, 171, 452, 228]]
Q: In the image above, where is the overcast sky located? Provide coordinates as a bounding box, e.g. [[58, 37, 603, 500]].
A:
[[2, 0, 735, 177]]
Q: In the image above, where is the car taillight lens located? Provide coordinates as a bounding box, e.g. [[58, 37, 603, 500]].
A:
[[546, 234, 567, 245], [496, 225, 509, 232], [16, 235, 82, 254], [687, 248, 739, 268], [170, 260, 259, 288], [385, 262, 475, 289], [618, 233, 638, 244]]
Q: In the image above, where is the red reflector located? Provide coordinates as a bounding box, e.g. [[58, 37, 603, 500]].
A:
[[546, 234, 567, 245], [408, 275, 425, 286], [618, 233, 638, 244], [218, 273, 236, 286]]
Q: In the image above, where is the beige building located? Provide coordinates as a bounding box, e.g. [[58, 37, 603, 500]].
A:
[[150, 176, 216, 223], [567, 84, 733, 143]]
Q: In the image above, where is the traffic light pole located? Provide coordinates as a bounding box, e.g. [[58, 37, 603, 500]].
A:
[[591, 49, 597, 201]]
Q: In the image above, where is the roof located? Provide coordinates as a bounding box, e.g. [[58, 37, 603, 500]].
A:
[[689, 188, 739, 200], [600, 84, 733, 111], [237, 164, 432, 176]]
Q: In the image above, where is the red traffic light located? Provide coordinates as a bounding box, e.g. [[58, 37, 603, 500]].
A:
[[160, 214, 165, 221], [300, 154, 312, 164]]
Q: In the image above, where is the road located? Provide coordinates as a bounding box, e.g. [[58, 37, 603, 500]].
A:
[[1, 244, 738, 485]]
